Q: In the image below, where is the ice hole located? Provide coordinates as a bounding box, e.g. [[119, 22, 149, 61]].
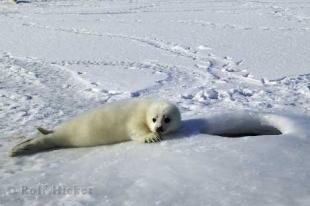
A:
[[200, 112, 283, 138]]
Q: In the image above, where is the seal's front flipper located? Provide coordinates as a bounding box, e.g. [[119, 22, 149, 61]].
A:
[[37, 127, 54, 135]]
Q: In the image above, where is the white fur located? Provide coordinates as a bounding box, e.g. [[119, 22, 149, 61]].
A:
[[10, 98, 181, 156]]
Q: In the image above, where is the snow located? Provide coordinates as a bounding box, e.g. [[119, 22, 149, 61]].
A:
[[0, 0, 310, 205]]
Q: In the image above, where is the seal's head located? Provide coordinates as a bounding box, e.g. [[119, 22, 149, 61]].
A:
[[146, 101, 181, 136]]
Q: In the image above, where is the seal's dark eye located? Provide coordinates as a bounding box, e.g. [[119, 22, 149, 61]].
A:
[[152, 118, 156, 123], [164, 117, 171, 123]]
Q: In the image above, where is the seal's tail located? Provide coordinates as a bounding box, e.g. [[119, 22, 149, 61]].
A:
[[10, 134, 57, 157]]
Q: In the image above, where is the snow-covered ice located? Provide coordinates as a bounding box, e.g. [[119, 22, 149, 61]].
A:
[[0, 0, 310, 205]]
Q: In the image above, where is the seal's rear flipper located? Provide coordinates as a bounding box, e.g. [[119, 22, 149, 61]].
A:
[[10, 138, 36, 157], [10, 134, 57, 157], [37, 127, 54, 135]]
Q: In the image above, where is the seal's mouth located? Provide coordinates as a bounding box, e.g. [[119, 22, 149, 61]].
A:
[[156, 126, 164, 134]]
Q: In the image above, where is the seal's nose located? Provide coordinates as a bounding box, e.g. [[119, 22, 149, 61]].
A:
[[156, 126, 163, 133]]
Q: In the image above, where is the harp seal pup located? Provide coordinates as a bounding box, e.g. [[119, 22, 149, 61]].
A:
[[10, 98, 181, 156]]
